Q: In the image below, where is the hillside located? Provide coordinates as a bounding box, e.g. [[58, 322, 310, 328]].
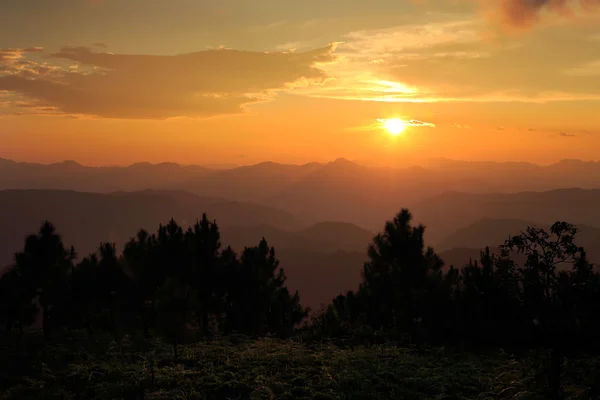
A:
[[3, 188, 600, 311], [411, 188, 600, 246], [5, 157, 600, 230], [433, 218, 600, 271], [297, 221, 374, 253], [220, 221, 372, 254], [436, 218, 541, 251], [0, 190, 371, 310], [0, 159, 213, 193], [0, 189, 301, 267]]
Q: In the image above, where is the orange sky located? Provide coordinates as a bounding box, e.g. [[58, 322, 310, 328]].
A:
[[1, 0, 600, 167]]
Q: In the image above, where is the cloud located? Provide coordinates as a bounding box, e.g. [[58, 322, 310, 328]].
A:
[[406, 119, 436, 127], [290, 20, 499, 103], [0, 47, 43, 64], [353, 117, 436, 132], [482, 0, 600, 29], [558, 132, 576, 137], [0, 45, 337, 119], [291, 19, 600, 104], [92, 42, 109, 49], [0, 47, 61, 80], [564, 60, 600, 76], [342, 20, 484, 58]]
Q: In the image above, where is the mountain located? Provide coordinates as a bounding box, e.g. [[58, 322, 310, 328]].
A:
[[0, 189, 301, 267], [2, 188, 599, 311], [434, 218, 600, 269], [220, 224, 323, 253], [0, 159, 213, 193], [276, 250, 368, 310], [173, 161, 323, 203], [4, 157, 600, 230], [436, 218, 540, 251], [297, 222, 374, 253], [0, 189, 374, 310], [411, 188, 600, 246], [219, 221, 372, 254]]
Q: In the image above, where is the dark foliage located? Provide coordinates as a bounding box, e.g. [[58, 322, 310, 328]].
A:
[[0, 216, 306, 348]]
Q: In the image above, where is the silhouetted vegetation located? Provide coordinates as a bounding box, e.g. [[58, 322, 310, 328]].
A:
[[2, 208, 600, 399]]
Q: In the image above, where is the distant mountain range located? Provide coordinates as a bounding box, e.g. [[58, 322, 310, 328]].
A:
[[411, 188, 600, 245], [0, 189, 374, 309], [0, 189, 300, 266], [2, 170, 600, 309], [436, 218, 600, 273], [3, 157, 600, 230]]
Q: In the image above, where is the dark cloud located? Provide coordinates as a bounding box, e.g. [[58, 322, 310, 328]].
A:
[[0, 45, 337, 119], [494, 0, 600, 28], [92, 42, 109, 49]]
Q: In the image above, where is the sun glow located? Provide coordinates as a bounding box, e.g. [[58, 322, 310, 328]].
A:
[[382, 118, 406, 135]]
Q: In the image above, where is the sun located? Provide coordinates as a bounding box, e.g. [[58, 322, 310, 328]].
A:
[[382, 118, 406, 135]]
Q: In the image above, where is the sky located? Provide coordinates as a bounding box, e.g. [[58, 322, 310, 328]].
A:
[[1, 0, 599, 167]]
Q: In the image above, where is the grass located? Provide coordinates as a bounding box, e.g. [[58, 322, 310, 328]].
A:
[[0, 332, 598, 399]]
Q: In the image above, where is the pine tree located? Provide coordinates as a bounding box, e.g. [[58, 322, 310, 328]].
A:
[[359, 209, 444, 338], [14, 221, 75, 335]]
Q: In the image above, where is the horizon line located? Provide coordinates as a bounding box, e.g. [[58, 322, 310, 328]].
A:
[[1, 156, 600, 170]]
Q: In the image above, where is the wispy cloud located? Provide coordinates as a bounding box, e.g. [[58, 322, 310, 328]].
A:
[[453, 123, 473, 129], [558, 132, 576, 137], [351, 117, 436, 132], [290, 19, 495, 103], [341, 20, 484, 58], [0, 45, 337, 119], [375, 118, 436, 127], [288, 17, 600, 105], [564, 60, 600, 76], [405, 119, 436, 127]]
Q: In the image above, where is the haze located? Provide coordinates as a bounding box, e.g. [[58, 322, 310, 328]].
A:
[[1, 0, 600, 166]]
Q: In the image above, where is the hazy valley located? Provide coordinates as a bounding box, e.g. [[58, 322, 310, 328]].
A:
[[2, 157, 600, 311]]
